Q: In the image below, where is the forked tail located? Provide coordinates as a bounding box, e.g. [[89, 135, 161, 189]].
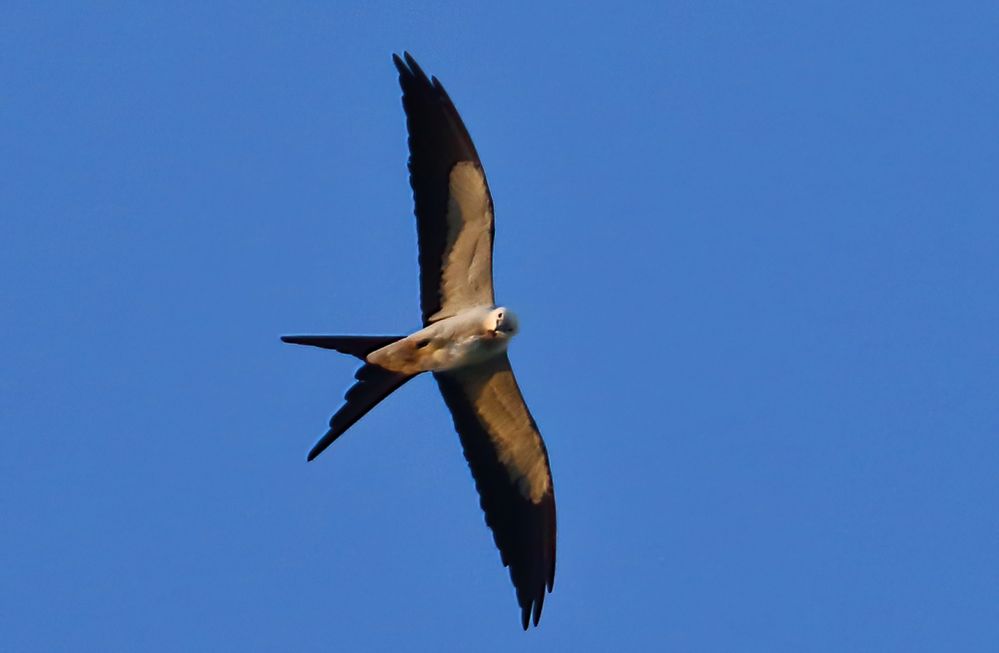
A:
[[281, 334, 415, 460]]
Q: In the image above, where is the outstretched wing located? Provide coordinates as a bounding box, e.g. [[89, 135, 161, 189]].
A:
[[393, 52, 495, 325], [434, 354, 556, 629]]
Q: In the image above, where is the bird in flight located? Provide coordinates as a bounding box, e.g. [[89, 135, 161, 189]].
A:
[[282, 52, 556, 629]]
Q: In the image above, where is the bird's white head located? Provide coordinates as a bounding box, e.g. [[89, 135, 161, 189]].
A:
[[486, 306, 519, 338]]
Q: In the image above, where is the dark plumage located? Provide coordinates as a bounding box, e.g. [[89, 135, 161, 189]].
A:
[[393, 52, 495, 325], [436, 354, 556, 628]]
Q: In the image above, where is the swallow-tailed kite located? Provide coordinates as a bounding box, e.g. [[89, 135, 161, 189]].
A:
[[282, 53, 556, 629]]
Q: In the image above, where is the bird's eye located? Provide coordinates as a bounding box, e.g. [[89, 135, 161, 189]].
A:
[[497, 312, 503, 319]]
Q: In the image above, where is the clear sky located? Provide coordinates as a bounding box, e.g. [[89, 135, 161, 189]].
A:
[[3, 2, 997, 651]]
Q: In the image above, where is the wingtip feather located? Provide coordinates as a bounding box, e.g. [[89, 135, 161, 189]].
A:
[[392, 52, 407, 75], [532, 595, 543, 627], [307, 431, 332, 461], [404, 52, 430, 84]]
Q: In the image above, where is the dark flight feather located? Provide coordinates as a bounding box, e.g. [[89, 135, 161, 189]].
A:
[[393, 52, 495, 325], [435, 354, 556, 629]]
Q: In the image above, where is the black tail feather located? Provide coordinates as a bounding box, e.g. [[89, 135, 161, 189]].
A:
[[307, 363, 415, 461], [280, 335, 405, 360]]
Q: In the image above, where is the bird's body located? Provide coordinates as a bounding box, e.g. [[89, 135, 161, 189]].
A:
[[282, 53, 555, 629], [368, 306, 517, 375]]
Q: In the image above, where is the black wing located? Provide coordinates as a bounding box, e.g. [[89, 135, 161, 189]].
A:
[[434, 354, 556, 629], [393, 52, 495, 325]]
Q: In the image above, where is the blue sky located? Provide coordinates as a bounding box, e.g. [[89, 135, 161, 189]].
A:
[[3, 2, 997, 651]]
